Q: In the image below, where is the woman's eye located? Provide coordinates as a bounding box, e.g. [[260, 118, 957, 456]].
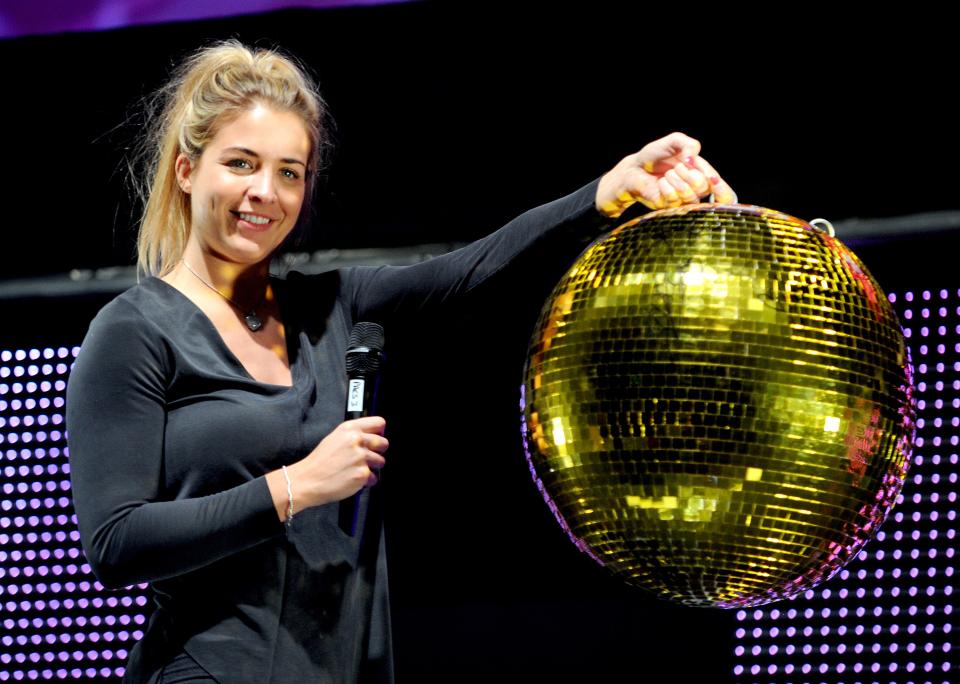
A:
[[281, 168, 301, 181], [227, 159, 252, 170]]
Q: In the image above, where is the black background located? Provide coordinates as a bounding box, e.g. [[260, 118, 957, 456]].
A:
[[1, 2, 955, 680]]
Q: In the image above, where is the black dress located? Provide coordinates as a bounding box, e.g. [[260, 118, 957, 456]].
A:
[[66, 179, 606, 683]]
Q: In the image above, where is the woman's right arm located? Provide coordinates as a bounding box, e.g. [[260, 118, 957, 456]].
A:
[[263, 416, 388, 523], [68, 299, 390, 589], [67, 301, 283, 589]]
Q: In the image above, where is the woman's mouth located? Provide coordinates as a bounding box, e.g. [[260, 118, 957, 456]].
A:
[[233, 211, 275, 231]]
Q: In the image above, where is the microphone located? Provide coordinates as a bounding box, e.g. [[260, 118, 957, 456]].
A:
[[338, 322, 385, 536]]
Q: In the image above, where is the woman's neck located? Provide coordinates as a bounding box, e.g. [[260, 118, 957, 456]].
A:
[[168, 247, 272, 313]]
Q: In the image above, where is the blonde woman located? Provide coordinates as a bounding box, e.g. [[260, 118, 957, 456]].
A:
[[66, 40, 733, 683]]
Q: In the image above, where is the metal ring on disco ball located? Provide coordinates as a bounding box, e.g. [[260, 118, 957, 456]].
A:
[[520, 202, 915, 608]]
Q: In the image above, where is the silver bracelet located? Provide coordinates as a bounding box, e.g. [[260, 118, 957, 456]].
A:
[[281, 465, 294, 526]]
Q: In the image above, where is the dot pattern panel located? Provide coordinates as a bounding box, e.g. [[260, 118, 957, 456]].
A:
[[521, 205, 915, 607], [0, 346, 147, 682], [732, 288, 957, 683]]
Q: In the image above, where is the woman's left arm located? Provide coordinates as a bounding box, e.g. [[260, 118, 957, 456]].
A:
[[348, 132, 732, 319]]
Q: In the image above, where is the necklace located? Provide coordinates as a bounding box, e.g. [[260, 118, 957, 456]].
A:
[[182, 260, 266, 332]]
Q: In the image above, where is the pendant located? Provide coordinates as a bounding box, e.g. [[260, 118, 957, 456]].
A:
[[244, 311, 263, 332]]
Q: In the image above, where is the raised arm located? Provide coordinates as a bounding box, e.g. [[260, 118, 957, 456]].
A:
[[347, 132, 733, 320], [346, 177, 606, 320]]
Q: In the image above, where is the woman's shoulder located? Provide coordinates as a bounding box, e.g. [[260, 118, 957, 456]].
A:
[[81, 277, 212, 364], [271, 267, 345, 288], [270, 267, 358, 304], [72, 280, 179, 385], [88, 277, 183, 333]]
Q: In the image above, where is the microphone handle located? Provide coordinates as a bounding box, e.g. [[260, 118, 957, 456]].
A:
[[338, 372, 380, 536]]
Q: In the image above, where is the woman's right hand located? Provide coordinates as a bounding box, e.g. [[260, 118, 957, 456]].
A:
[[266, 416, 389, 523]]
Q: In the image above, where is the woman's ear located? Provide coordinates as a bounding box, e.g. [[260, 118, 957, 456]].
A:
[[175, 153, 193, 193]]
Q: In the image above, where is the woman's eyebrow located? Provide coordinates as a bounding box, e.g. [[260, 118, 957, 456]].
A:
[[222, 146, 259, 157]]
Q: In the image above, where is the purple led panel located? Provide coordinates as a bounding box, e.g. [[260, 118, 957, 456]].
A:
[[0, 345, 149, 681], [0, 0, 413, 40], [733, 288, 957, 684]]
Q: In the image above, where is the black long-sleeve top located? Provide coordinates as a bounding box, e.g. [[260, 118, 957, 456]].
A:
[[66, 179, 607, 683]]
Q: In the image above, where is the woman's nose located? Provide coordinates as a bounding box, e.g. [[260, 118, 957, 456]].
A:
[[247, 170, 277, 203]]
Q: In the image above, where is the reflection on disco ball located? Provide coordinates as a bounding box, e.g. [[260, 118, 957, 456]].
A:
[[520, 204, 915, 608]]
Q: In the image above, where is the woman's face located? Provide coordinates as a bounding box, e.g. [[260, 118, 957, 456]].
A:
[[176, 104, 311, 268]]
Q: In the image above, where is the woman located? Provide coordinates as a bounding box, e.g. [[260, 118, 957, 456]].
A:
[[66, 40, 733, 683]]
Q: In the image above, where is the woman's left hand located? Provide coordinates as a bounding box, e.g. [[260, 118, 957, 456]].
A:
[[595, 132, 735, 217]]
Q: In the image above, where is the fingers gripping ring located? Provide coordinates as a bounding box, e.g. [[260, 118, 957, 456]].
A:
[[708, 190, 739, 204]]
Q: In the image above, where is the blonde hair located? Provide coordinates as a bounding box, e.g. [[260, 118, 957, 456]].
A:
[[132, 40, 328, 276]]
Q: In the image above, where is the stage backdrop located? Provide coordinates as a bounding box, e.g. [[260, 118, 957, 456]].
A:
[[0, 1, 957, 682]]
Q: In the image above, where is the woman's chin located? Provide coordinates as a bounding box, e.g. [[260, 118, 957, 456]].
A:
[[218, 237, 281, 265]]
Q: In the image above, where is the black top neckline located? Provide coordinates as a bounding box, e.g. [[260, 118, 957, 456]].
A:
[[145, 275, 299, 390]]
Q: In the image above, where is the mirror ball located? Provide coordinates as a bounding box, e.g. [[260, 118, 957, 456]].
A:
[[520, 204, 915, 607]]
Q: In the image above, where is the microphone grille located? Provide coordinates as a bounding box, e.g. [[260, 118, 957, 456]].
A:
[[348, 322, 384, 351]]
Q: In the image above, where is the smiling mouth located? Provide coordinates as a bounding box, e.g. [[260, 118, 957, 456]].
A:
[[233, 211, 273, 226]]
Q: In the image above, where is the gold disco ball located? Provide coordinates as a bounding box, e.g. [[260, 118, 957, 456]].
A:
[[520, 203, 915, 608]]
